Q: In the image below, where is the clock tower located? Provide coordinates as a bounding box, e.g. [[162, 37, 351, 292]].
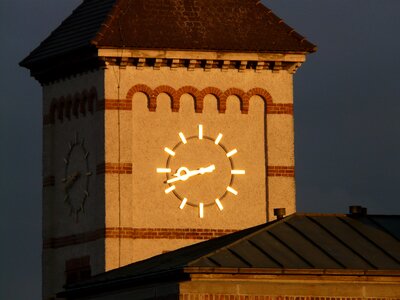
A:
[[20, 1, 315, 299]]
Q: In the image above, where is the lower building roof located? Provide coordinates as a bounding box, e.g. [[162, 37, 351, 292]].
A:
[[59, 211, 400, 298]]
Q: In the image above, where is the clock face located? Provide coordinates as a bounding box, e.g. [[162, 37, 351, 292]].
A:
[[157, 124, 245, 218], [62, 133, 92, 220]]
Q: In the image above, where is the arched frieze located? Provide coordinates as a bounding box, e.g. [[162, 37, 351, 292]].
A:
[[45, 87, 99, 125], [121, 84, 292, 115]]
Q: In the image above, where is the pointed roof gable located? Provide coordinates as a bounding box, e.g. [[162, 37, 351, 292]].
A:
[[20, 0, 316, 69], [59, 213, 400, 298]]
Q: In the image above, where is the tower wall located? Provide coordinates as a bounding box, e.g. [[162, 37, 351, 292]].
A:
[[42, 70, 106, 299], [102, 64, 296, 267]]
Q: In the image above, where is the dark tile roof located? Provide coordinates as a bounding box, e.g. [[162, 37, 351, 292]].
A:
[[20, 0, 316, 68], [60, 213, 400, 297]]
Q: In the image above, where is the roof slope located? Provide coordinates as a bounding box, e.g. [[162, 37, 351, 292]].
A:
[[21, 0, 316, 67], [67, 213, 400, 293]]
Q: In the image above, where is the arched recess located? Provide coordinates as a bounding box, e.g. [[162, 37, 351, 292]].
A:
[[176, 86, 199, 112], [153, 85, 177, 112], [81, 90, 88, 116], [58, 97, 65, 122], [223, 88, 248, 113], [49, 98, 58, 124], [246, 87, 273, 114], [198, 87, 224, 113], [126, 84, 153, 111], [65, 96, 72, 120], [88, 87, 97, 113], [73, 93, 81, 118]]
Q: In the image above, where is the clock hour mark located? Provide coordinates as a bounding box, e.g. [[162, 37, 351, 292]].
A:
[[227, 186, 238, 195], [231, 170, 246, 175], [165, 185, 176, 194], [215, 199, 224, 211], [157, 168, 171, 173], [199, 203, 204, 218], [180, 198, 188, 209], [164, 147, 175, 156], [214, 133, 223, 145], [198, 124, 203, 140], [179, 132, 187, 144], [226, 149, 238, 158]]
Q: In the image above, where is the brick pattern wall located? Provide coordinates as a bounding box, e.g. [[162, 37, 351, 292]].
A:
[[96, 163, 132, 174], [268, 166, 295, 177], [180, 295, 396, 300], [43, 228, 239, 249]]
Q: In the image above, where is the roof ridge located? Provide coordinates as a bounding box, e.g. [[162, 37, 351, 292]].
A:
[[91, 0, 120, 46], [188, 214, 297, 267], [257, 2, 317, 51]]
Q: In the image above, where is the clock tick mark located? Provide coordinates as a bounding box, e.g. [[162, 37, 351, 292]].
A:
[[215, 133, 223, 145]]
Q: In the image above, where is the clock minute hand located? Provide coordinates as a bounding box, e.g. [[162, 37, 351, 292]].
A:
[[166, 165, 215, 184]]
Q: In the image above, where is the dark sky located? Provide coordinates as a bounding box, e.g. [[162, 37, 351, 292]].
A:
[[1, 1, 399, 299]]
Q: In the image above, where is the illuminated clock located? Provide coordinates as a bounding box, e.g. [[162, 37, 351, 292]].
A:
[[62, 133, 92, 220], [157, 124, 245, 218]]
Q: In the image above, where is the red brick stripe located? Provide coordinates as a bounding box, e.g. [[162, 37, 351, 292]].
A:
[[43, 228, 238, 249], [96, 163, 132, 174], [267, 103, 293, 115], [103, 99, 132, 110], [268, 166, 295, 177], [105, 227, 238, 240], [44, 229, 104, 249], [180, 295, 391, 300]]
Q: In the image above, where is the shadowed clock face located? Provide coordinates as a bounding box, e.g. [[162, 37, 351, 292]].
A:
[[62, 133, 92, 220], [157, 125, 245, 218]]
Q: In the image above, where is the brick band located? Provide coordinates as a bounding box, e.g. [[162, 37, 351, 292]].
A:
[[180, 295, 392, 300], [105, 227, 238, 240], [43, 227, 238, 249], [268, 166, 295, 177], [96, 163, 132, 174]]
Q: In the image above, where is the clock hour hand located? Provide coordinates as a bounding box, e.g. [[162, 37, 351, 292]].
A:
[[63, 171, 81, 190], [166, 165, 215, 184]]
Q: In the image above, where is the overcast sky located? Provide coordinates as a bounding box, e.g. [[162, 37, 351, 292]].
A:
[[1, 1, 399, 299]]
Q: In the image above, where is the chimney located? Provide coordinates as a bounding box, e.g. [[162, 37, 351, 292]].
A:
[[349, 205, 367, 216], [274, 208, 286, 220]]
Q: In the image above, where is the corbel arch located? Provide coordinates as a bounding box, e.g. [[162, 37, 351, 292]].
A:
[[126, 84, 153, 111]]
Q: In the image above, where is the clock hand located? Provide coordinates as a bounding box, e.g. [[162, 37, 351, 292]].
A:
[[63, 171, 81, 191], [166, 165, 215, 184]]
